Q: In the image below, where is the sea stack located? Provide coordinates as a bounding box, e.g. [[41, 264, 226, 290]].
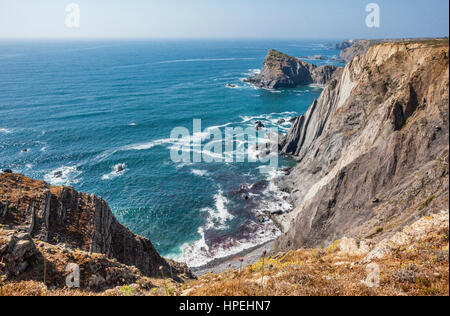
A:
[[244, 49, 339, 89]]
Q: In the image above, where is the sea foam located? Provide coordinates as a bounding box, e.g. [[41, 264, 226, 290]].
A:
[[102, 163, 127, 180], [44, 166, 82, 186]]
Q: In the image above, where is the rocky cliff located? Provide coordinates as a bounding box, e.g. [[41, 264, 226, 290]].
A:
[[245, 49, 339, 89], [338, 40, 387, 63], [335, 40, 356, 50], [276, 39, 449, 252], [0, 173, 189, 283]]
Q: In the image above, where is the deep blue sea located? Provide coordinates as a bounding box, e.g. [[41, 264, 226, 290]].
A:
[[0, 39, 342, 266]]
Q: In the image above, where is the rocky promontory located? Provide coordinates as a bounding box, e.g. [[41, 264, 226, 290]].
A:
[[244, 50, 339, 89], [0, 173, 192, 292], [277, 39, 449, 252], [338, 39, 387, 63], [335, 40, 356, 50]]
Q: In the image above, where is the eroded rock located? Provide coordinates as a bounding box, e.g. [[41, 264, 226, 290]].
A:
[[244, 50, 339, 89]]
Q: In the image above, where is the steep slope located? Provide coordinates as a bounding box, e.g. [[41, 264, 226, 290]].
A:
[[335, 40, 356, 50], [181, 210, 449, 296], [276, 39, 449, 251], [0, 173, 188, 279], [245, 50, 339, 89], [338, 40, 386, 63]]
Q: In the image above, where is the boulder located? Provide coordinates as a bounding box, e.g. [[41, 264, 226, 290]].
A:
[[0, 232, 39, 278]]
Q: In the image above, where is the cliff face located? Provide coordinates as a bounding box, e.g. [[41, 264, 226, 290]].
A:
[[245, 50, 339, 89], [0, 173, 184, 279], [335, 40, 355, 50], [338, 40, 386, 63], [276, 39, 449, 252]]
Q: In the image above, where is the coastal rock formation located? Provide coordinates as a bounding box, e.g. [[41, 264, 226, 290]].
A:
[[279, 68, 344, 157], [335, 40, 355, 50], [276, 39, 449, 252], [338, 39, 385, 63], [244, 50, 339, 89], [0, 173, 188, 279]]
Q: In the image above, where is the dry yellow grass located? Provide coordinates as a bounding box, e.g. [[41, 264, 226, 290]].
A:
[[1, 225, 448, 296], [178, 228, 449, 297]]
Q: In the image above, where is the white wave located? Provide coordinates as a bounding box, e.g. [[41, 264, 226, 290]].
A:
[[240, 111, 297, 124], [128, 123, 137, 126], [242, 68, 261, 78], [190, 169, 210, 177], [205, 122, 234, 131], [95, 114, 290, 163], [171, 226, 210, 267], [240, 80, 262, 90], [170, 221, 280, 268], [123, 138, 173, 151], [96, 138, 174, 161], [169, 167, 292, 268], [169, 187, 264, 267], [175, 162, 193, 169], [44, 166, 81, 186], [256, 167, 292, 215], [0, 128, 12, 134], [97, 126, 221, 162], [102, 163, 127, 180], [248, 68, 261, 75], [208, 188, 233, 227], [25, 164, 33, 169], [308, 83, 326, 89]]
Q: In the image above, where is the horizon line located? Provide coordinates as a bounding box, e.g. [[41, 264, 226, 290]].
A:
[[0, 35, 448, 42]]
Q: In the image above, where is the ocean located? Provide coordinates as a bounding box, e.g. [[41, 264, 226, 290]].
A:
[[0, 39, 343, 267]]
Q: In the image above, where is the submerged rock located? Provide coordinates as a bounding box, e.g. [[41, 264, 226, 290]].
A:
[[53, 171, 63, 178], [255, 121, 265, 130], [115, 164, 125, 173]]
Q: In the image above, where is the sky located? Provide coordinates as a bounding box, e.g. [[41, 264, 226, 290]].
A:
[[0, 0, 448, 39]]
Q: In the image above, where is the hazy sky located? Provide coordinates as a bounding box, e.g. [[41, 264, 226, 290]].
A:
[[0, 0, 448, 39]]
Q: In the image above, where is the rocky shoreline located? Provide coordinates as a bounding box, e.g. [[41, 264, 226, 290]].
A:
[[191, 241, 274, 277]]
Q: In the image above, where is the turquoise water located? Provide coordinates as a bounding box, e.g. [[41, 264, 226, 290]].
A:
[[0, 40, 342, 266]]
